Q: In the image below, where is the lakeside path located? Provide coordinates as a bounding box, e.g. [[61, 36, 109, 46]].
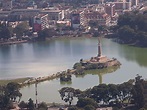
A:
[[19, 69, 76, 87]]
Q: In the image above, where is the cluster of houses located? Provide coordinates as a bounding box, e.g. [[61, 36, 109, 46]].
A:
[[0, 0, 145, 35]]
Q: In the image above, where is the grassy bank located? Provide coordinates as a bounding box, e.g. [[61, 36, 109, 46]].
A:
[[0, 77, 32, 86]]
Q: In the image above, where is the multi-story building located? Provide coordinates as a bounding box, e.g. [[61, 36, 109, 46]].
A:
[[57, 5, 73, 19], [33, 14, 49, 32], [40, 9, 64, 21], [113, 1, 131, 14], [125, 0, 139, 6], [130, 0, 139, 6], [8, 9, 40, 21], [71, 13, 80, 29], [105, 3, 116, 18], [81, 10, 111, 26]]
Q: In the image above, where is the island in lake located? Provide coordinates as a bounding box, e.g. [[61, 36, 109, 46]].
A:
[[73, 37, 121, 71]]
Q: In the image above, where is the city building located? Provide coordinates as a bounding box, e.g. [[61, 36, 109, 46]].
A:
[[105, 3, 116, 18], [33, 14, 49, 32], [40, 9, 64, 21], [113, 1, 131, 14], [71, 13, 80, 29], [80, 11, 111, 26], [8, 9, 40, 21], [129, 0, 139, 6]]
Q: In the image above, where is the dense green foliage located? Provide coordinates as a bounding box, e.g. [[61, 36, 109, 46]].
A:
[[77, 98, 97, 108], [28, 98, 35, 110], [132, 75, 147, 109], [59, 87, 82, 105], [0, 21, 30, 40], [60, 74, 72, 82], [38, 28, 56, 40], [59, 80, 137, 109], [0, 22, 12, 40], [13, 21, 30, 38], [73, 63, 82, 69], [0, 82, 22, 109], [114, 11, 147, 47], [38, 102, 48, 110]]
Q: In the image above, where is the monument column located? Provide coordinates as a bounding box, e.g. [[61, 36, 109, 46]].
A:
[[98, 37, 102, 57]]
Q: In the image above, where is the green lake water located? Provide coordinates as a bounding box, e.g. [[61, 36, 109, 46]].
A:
[[0, 37, 147, 104]]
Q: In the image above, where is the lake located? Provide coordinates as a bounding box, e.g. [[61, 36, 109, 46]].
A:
[[0, 37, 147, 104]]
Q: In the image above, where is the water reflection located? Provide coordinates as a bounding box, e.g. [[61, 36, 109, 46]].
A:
[[0, 45, 11, 63], [75, 66, 120, 84], [117, 44, 147, 67]]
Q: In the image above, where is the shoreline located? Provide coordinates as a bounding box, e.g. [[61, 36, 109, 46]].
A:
[[0, 40, 28, 46], [106, 33, 147, 48], [0, 34, 92, 46]]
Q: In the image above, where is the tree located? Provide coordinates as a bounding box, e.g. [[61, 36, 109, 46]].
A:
[[117, 81, 133, 105], [0, 22, 11, 40], [132, 75, 145, 109], [0, 82, 22, 109], [13, 21, 29, 38], [90, 84, 110, 104], [38, 102, 48, 110], [0, 86, 9, 110], [19, 101, 28, 109], [38, 28, 56, 41], [59, 87, 74, 105], [117, 25, 136, 43], [5, 82, 22, 102], [135, 14, 147, 32], [76, 98, 97, 108], [59, 87, 82, 105], [73, 63, 82, 69], [108, 84, 119, 102], [28, 98, 35, 110], [115, 11, 147, 47], [117, 12, 136, 29]]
